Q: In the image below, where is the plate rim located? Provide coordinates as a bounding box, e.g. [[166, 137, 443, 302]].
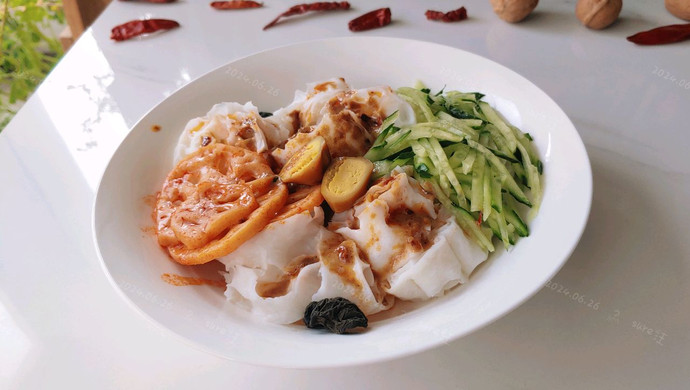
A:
[[92, 36, 593, 368]]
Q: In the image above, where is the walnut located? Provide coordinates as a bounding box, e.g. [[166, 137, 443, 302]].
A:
[[490, 0, 539, 23], [665, 0, 690, 21], [575, 0, 623, 30]]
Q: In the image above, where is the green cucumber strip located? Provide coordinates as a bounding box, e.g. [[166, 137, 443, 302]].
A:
[[446, 91, 485, 102], [364, 129, 412, 161], [436, 112, 480, 140], [366, 119, 405, 159], [445, 104, 481, 120], [397, 87, 436, 122], [425, 93, 448, 116], [485, 215, 502, 243], [445, 91, 472, 101], [447, 145, 469, 169], [414, 163, 433, 178], [460, 182, 472, 200], [511, 125, 539, 164], [369, 121, 396, 151], [506, 211, 529, 238], [479, 132, 490, 146], [490, 166, 503, 213], [371, 124, 464, 150], [511, 161, 527, 186], [515, 141, 536, 189], [486, 215, 499, 236], [470, 153, 485, 212], [484, 123, 517, 159], [515, 141, 542, 211], [445, 141, 472, 156], [514, 132, 542, 208], [417, 139, 452, 202], [482, 161, 492, 220], [414, 154, 437, 177], [487, 211, 514, 247], [526, 163, 541, 213], [451, 169, 473, 185], [428, 138, 468, 209], [411, 122, 467, 142], [371, 152, 413, 179], [495, 207, 511, 248], [466, 139, 532, 207], [410, 140, 427, 157], [489, 146, 520, 164], [366, 87, 541, 252], [430, 179, 494, 252], [504, 197, 529, 237], [442, 115, 484, 129], [478, 101, 518, 152], [462, 149, 476, 175], [379, 111, 399, 134], [507, 224, 517, 245], [372, 160, 394, 179], [443, 94, 483, 119]]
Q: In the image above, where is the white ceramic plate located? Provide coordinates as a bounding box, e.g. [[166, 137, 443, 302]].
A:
[[93, 37, 591, 368]]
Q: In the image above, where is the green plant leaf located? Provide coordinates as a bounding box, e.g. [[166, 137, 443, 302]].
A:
[[1, 0, 65, 132]]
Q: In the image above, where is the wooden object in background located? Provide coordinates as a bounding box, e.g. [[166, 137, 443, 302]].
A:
[[61, 0, 112, 50]]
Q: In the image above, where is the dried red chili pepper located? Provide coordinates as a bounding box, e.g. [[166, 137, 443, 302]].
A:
[[348, 7, 391, 32], [263, 2, 351, 30], [110, 19, 180, 42], [626, 23, 690, 45], [211, 1, 262, 9], [425, 7, 468, 23]]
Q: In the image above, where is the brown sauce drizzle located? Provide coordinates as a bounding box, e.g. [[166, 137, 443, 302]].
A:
[[320, 238, 363, 291], [143, 193, 160, 235], [386, 207, 432, 252], [370, 205, 435, 284], [289, 110, 301, 134], [161, 273, 226, 288], [255, 279, 291, 299], [255, 255, 318, 298], [142, 194, 158, 208], [313, 81, 337, 92], [140, 226, 157, 235], [151, 125, 161, 132]]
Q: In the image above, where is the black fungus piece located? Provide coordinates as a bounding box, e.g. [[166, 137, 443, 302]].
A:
[[304, 297, 368, 334], [321, 200, 334, 227], [259, 111, 273, 118]]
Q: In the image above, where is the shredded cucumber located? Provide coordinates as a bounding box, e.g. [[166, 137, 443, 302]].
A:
[[366, 85, 543, 252]]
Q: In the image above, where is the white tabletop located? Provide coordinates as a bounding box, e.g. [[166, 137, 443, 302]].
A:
[[2, 1, 689, 388]]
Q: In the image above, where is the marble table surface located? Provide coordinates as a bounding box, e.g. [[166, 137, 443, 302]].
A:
[[1, 0, 688, 388]]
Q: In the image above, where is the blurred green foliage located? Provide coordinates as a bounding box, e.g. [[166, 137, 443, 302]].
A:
[[1, 0, 64, 131]]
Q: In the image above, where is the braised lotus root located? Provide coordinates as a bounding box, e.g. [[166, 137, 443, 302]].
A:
[[156, 143, 287, 265], [272, 185, 324, 222], [575, 0, 622, 29], [490, 0, 539, 23]]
